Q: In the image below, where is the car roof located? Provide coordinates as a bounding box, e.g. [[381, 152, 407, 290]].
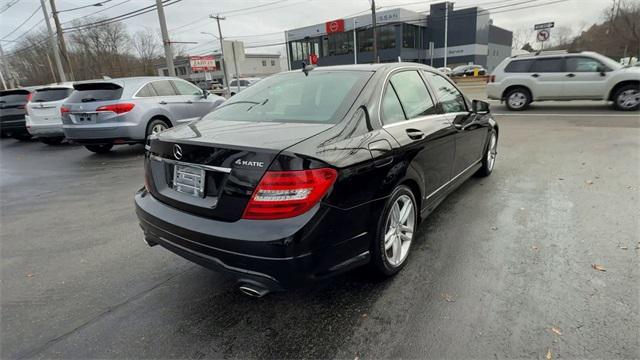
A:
[[284, 62, 438, 74]]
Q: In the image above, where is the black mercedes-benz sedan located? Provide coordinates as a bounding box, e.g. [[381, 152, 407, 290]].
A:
[[135, 63, 498, 296]]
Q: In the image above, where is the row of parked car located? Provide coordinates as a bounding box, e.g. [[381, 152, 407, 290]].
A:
[[0, 77, 225, 152]]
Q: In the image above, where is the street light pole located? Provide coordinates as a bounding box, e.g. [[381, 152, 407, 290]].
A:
[[443, 1, 449, 68], [49, 0, 74, 80], [210, 14, 230, 96], [39, 0, 66, 82], [353, 18, 358, 64], [156, 0, 175, 77], [371, 0, 378, 63]]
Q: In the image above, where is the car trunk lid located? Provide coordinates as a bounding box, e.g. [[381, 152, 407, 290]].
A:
[[146, 119, 333, 221]]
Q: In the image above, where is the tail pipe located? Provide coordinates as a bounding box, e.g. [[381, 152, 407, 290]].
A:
[[238, 283, 270, 298]]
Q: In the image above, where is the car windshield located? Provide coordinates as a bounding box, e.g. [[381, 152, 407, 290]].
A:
[[452, 65, 467, 72], [204, 70, 372, 123], [0, 90, 30, 103], [32, 88, 73, 102]]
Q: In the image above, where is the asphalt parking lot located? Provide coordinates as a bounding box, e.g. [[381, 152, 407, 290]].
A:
[[1, 95, 639, 359]]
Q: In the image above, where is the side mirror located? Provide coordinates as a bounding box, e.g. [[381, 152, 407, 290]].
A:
[[202, 89, 209, 99], [472, 99, 490, 114]]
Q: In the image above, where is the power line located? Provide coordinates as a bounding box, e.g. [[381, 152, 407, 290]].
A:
[[0, 0, 20, 14], [57, 0, 112, 13], [60, 0, 132, 25], [62, 0, 181, 32], [4, 17, 46, 42], [220, 0, 289, 15], [1, 5, 41, 40]]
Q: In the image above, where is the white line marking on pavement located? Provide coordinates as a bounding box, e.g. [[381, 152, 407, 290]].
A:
[[492, 113, 640, 117]]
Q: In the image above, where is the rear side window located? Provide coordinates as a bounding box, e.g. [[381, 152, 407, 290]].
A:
[[151, 80, 177, 96], [381, 85, 406, 125], [504, 59, 534, 73], [136, 83, 157, 97], [424, 72, 467, 113], [68, 83, 123, 103], [0, 90, 30, 103], [531, 58, 563, 72], [172, 80, 201, 95], [388, 71, 436, 119], [31, 88, 72, 102]]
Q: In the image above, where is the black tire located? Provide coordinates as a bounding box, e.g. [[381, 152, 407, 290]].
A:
[[371, 185, 418, 277], [476, 130, 497, 177], [85, 144, 113, 153], [612, 84, 640, 111], [40, 137, 64, 145], [12, 132, 32, 141], [504, 87, 531, 111], [146, 118, 170, 140]]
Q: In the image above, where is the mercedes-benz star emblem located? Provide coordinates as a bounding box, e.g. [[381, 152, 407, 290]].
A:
[[173, 144, 183, 160]]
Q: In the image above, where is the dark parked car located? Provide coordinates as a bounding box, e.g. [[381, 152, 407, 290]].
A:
[[0, 88, 32, 140], [451, 64, 487, 77], [135, 63, 498, 297]]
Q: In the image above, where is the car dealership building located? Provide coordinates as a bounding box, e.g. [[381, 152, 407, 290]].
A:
[[285, 2, 513, 72]]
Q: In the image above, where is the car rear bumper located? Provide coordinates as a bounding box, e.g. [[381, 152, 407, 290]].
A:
[[62, 122, 144, 143], [134, 188, 375, 290], [486, 84, 502, 100], [27, 122, 64, 137], [0, 118, 28, 135]]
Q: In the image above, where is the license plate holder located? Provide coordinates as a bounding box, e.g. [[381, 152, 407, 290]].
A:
[[173, 164, 205, 198], [76, 113, 96, 124]]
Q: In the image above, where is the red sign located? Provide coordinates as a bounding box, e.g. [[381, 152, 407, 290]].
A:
[[189, 55, 216, 71], [325, 19, 345, 34], [309, 53, 318, 65]]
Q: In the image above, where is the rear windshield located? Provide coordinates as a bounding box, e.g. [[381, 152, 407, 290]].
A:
[[32, 88, 73, 102], [204, 71, 372, 123], [0, 90, 30, 103], [68, 83, 123, 103]]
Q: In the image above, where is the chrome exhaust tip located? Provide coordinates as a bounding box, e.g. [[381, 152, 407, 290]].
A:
[[238, 284, 269, 298]]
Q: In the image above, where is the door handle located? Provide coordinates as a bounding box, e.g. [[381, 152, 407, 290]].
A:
[[405, 128, 424, 140], [158, 101, 167, 105], [531, 73, 540, 78], [566, 73, 576, 78], [186, 100, 193, 104]]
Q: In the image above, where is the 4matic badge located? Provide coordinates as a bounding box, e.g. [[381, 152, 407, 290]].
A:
[[235, 159, 264, 168]]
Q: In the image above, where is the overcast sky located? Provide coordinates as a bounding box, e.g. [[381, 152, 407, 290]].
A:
[[0, 0, 611, 56]]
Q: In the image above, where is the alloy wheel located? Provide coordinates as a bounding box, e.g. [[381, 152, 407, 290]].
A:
[[617, 89, 640, 110], [384, 194, 415, 267], [508, 92, 527, 109], [151, 123, 167, 135]]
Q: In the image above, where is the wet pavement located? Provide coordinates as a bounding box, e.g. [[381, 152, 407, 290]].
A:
[[1, 102, 638, 359]]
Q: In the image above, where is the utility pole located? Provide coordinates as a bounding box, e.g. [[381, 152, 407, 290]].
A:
[[49, 0, 74, 80], [0, 43, 10, 89], [284, 30, 291, 70], [371, 0, 378, 63], [210, 15, 230, 96], [40, 0, 66, 82], [443, 1, 449, 68], [231, 41, 240, 94], [156, 0, 175, 76]]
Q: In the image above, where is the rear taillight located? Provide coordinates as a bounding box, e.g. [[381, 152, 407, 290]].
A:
[[242, 168, 338, 220], [95, 103, 135, 114], [26, 93, 32, 102], [60, 106, 70, 115]]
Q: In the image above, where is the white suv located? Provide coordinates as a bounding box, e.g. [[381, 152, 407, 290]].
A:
[[487, 51, 640, 111]]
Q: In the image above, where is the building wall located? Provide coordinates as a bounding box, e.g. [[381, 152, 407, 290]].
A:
[[284, 2, 513, 70], [156, 55, 281, 85]]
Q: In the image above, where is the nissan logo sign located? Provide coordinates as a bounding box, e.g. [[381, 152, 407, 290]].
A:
[[173, 144, 183, 160]]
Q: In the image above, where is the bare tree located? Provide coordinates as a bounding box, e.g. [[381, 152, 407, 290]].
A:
[[512, 26, 535, 50], [132, 28, 160, 75]]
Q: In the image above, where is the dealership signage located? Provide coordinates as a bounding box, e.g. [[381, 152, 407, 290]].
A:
[[325, 19, 345, 33], [534, 22, 554, 30], [189, 56, 216, 71]]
